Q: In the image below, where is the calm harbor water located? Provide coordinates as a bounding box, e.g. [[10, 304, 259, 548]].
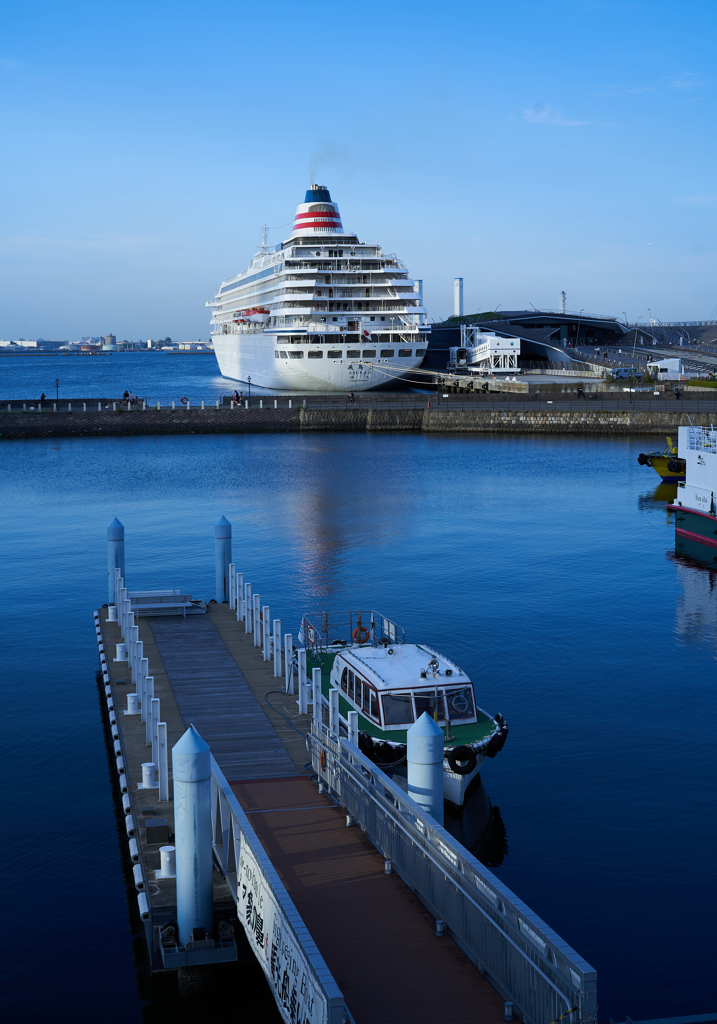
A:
[[0, 350, 298, 403], [2, 426, 716, 1020]]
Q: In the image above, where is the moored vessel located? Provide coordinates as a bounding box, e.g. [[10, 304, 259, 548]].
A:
[[299, 611, 508, 807], [668, 425, 717, 549], [207, 185, 429, 392], [637, 436, 686, 482]]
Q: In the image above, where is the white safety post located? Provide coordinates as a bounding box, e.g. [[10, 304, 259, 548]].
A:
[[262, 605, 270, 660], [131, 629, 140, 689], [173, 726, 213, 946], [312, 667, 322, 726], [244, 584, 252, 633], [113, 568, 122, 615], [253, 594, 261, 646], [214, 516, 232, 603], [145, 676, 154, 743], [329, 688, 339, 737], [297, 650, 307, 712], [348, 710, 358, 747], [273, 620, 281, 677], [107, 518, 125, 606], [151, 697, 160, 763], [139, 655, 148, 720], [228, 562, 236, 610], [284, 634, 293, 693], [157, 722, 169, 801], [235, 572, 243, 621], [407, 712, 444, 825]]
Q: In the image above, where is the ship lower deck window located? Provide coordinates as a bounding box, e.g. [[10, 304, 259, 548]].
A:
[[279, 350, 288, 358], [362, 349, 376, 357], [416, 348, 426, 356], [382, 692, 415, 726], [328, 350, 341, 358], [380, 350, 395, 357], [289, 351, 304, 359], [398, 350, 412, 357], [307, 350, 323, 359], [347, 349, 360, 357]]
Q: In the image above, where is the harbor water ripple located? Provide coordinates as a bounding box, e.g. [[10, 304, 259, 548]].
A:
[[1, 430, 716, 1021]]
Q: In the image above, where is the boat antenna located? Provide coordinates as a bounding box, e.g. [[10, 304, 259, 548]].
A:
[[261, 225, 268, 252]]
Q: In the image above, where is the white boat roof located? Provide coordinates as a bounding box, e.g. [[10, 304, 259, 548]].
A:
[[335, 643, 471, 692]]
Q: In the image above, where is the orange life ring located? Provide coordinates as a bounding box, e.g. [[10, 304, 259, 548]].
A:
[[180, 397, 188, 405], [352, 625, 370, 644]]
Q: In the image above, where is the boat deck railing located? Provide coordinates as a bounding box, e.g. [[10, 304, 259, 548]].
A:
[[308, 719, 598, 1024], [301, 610, 405, 653]]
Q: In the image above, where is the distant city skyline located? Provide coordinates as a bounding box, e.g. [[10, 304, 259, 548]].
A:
[[1, 0, 715, 338]]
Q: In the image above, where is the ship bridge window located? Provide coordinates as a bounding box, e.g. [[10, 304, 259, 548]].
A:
[[445, 687, 475, 721], [382, 692, 415, 726], [308, 350, 323, 359], [289, 350, 304, 359], [414, 690, 445, 721]]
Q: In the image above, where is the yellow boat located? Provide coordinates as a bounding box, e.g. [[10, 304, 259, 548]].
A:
[[637, 437, 686, 482]]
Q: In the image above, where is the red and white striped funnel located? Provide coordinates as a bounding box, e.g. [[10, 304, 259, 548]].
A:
[[291, 185, 343, 236]]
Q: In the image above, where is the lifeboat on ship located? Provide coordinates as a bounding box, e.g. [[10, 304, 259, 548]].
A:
[[233, 306, 270, 325]]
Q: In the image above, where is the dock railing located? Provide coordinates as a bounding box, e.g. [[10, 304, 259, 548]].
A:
[[208, 754, 348, 1024], [309, 719, 597, 1024]]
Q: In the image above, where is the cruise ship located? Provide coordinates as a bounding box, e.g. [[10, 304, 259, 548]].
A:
[[207, 186, 430, 391]]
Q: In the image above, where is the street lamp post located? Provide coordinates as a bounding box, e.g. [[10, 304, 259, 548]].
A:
[[55, 378, 60, 401], [576, 309, 584, 349], [247, 375, 251, 404]]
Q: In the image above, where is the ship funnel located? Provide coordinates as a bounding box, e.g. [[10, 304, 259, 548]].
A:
[[291, 185, 344, 236]]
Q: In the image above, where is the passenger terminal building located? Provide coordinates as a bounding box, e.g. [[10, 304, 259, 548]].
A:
[[424, 310, 634, 370]]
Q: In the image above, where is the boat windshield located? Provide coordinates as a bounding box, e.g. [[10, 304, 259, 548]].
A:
[[414, 690, 445, 721], [382, 692, 415, 726], [444, 686, 475, 721]]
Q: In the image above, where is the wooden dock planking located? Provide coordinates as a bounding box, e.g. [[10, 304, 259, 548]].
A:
[[232, 776, 506, 1024], [149, 615, 298, 780]]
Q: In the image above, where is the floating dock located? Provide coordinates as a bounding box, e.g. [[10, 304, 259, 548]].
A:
[[95, 519, 598, 1024]]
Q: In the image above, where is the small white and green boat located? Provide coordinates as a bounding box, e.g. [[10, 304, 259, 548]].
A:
[[299, 611, 508, 807]]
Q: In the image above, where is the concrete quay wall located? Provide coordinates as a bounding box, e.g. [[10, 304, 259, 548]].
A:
[[2, 405, 716, 439]]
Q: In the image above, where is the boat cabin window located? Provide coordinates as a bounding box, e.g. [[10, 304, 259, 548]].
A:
[[414, 690, 445, 721], [382, 692, 415, 726], [369, 691, 378, 719], [348, 671, 355, 700], [445, 687, 475, 721], [341, 667, 348, 693], [289, 350, 304, 359]]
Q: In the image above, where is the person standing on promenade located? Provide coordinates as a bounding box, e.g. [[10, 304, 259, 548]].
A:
[[348, 390, 356, 404]]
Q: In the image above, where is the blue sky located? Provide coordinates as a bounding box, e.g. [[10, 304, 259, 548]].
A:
[[1, 0, 716, 339]]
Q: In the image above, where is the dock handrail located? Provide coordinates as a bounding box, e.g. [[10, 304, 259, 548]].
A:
[[309, 720, 597, 1024], [208, 754, 348, 1024]]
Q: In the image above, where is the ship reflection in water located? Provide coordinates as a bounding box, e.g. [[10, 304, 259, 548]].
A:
[[443, 775, 509, 868], [638, 481, 678, 513]]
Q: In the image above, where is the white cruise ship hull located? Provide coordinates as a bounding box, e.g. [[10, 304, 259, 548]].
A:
[[212, 334, 424, 392]]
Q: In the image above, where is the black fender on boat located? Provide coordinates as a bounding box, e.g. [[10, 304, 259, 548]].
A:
[[485, 714, 509, 759]]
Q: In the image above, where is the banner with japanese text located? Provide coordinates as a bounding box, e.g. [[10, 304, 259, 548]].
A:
[[237, 840, 327, 1024]]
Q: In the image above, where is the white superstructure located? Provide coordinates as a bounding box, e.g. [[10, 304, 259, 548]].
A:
[[207, 186, 430, 391]]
